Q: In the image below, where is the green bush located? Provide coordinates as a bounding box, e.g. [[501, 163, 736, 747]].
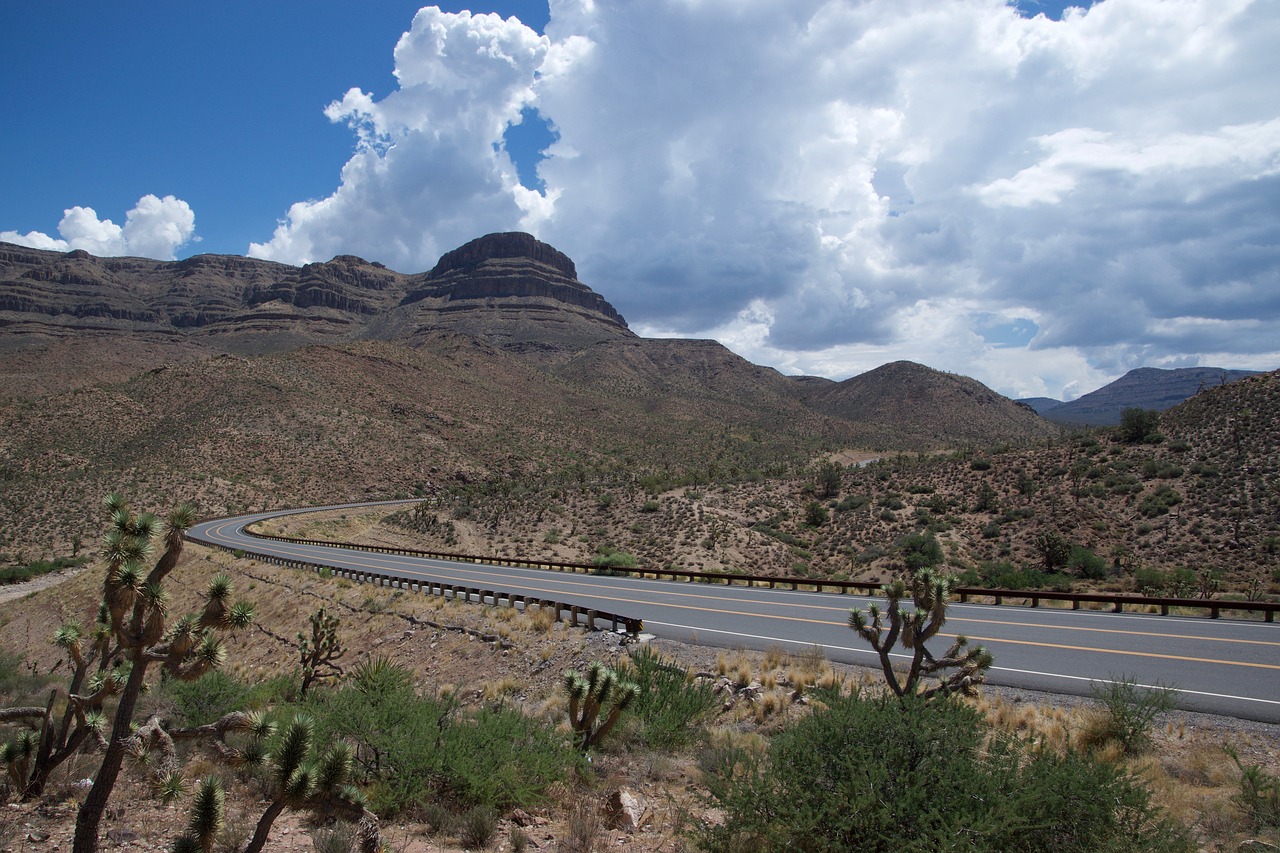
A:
[[695, 693, 1189, 852], [162, 670, 295, 727], [591, 546, 638, 572], [625, 646, 718, 750], [897, 530, 942, 571], [1068, 546, 1108, 580], [1226, 746, 1280, 832], [0, 555, 87, 586], [959, 562, 1074, 592], [804, 501, 829, 527], [308, 661, 573, 815]]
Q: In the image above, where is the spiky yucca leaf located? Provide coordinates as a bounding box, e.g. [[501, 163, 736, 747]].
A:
[[273, 715, 315, 781], [314, 741, 353, 793], [1, 731, 38, 763], [83, 711, 106, 735], [54, 622, 83, 649], [206, 574, 233, 603], [167, 614, 200, 657], [104, 492, 127, 514], [195, 635, 227, 671], [187, 776, 225, 852], [235, 737, 269, 769], [171, 837, 201, 853], [141, 581, 168, 610], [114, 562, 143, 592], [282, 765, 317, 805], [242, 710, 276, 741], [131, 511, 159, 540], [157, 771, 187, 804], [228, 600, 255, 629]]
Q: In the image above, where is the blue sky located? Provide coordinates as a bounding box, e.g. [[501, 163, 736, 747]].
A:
[[3, 0, 1276, 401]]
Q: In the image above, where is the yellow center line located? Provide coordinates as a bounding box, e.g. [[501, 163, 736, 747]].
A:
[[962, 634, 1280, 671]]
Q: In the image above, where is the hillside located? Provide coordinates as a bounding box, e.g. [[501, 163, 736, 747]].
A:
[[350, 369, 1280, 596], [0, 235, 1067, 562]]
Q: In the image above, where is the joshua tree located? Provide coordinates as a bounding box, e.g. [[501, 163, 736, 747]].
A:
[[848, 568, 992, 700], [297, 606, 345, 697], [563, 662, 639, 751], [36, 494, 256, 853], [169, 713, 379, 853]]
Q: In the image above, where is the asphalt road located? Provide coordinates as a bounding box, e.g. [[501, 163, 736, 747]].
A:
[[188, 504, 1280, 723]]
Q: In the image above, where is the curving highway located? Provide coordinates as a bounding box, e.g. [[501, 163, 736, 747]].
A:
[[189, 504, 1280, 723]]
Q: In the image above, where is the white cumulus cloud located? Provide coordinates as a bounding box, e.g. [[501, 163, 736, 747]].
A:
[[248, 8, 549, 269], [244, 0, 1280, 397], [2, 194, 196, 260]]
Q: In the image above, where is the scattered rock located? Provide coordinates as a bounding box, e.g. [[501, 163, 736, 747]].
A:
[[604, 788, 647, 832]]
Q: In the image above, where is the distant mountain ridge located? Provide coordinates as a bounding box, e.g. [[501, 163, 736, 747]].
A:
[[0, 232, 630, 355], [1020, 367, 1262, 426]]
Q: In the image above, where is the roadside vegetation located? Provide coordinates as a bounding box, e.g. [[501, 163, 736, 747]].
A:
[[2, 496, 1276, 850]]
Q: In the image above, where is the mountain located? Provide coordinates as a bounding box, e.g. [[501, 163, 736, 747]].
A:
[[1034, 367, 1262, 425], [1017, 396, 1065, 416], [805, 361, 1060, 446]]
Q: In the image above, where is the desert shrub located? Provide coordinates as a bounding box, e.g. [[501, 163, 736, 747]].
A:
[[458, 806, 499, 849], [835, 494, 871, 512], [695, 693, 1188, 852], [1138, 485, 1184, 518], [625, 645, 718, 750], [0, 555, 87, 586], [440, 703, 574, 809], [1082, 676, 1179, 755], [897, 530, 942, 571], [1226, 746, 1280, 832], [804, 501, 829, 527], [0, 650, 54, 701], [308, 661, 573, 815], [591, 546, 638, 572], [161, 669, 294, 727], [1118, 408, 1163, 444], [958, 562, 1074, 592], [1068, 546, 1108, 580]]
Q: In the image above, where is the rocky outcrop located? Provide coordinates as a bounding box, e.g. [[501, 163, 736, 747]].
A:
[[401, 232, 627, 330], [0, 234, 629, 353]]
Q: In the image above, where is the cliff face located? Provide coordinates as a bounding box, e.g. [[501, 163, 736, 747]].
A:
[[401, 232, 628, 332], [0, 233, 630, 353]]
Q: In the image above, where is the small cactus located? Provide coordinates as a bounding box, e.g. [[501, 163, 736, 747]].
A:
[[563, 662, 639, 751]]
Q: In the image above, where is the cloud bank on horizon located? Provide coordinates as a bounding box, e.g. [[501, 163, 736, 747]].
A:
[[2, 194, 196, 261], [6, 0, 1278, 400]]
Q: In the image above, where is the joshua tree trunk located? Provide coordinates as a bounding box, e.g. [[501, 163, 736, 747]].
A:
[[72, 658, 148, 853]]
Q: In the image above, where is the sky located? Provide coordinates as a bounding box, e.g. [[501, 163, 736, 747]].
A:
[[2, 0, 1277, 401]]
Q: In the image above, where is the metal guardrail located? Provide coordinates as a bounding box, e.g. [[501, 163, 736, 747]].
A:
[[193, 537, 644, 636], [240, 529, 1279, 623]]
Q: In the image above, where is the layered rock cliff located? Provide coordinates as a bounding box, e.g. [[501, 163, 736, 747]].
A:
[[0, 233, 630, 355]]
